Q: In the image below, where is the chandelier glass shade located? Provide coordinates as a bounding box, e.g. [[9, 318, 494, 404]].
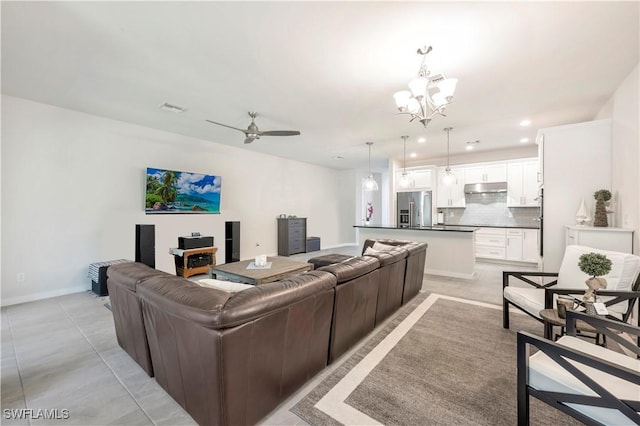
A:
[[363, 141, 379, 191], [441, 127, 457, 186], [398, 135, 413, 188], [394, 46, 458, 128]]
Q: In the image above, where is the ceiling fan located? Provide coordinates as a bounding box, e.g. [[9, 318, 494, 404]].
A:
[[206, 111, 301, 144]]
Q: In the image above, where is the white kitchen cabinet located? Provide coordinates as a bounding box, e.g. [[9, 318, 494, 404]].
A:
[[395, 168, 432, 191], [506, 229, 540, 262], [413, 169, 432, 189], [506, 229, 524, 260], [464, 163, 507, 184], [523, 229, 540, 263], [475, 228, 506, 260], [565, 226, 634, 253], [507, 159, 540, 207], [477, 227, 539, 263], [436, 167, 465, 208]]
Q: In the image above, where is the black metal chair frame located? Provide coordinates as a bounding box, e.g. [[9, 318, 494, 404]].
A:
[[517, 311, 640, 425], [503, 271, 640, 344]]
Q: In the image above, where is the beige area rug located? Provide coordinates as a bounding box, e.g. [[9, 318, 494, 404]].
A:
[[291, 293, 583, 425]]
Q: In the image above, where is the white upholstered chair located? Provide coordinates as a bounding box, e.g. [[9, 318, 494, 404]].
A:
[[503, 245, 640, 333], [517, 311, 640, 425]]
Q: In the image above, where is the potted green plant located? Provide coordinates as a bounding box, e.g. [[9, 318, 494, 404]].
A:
[[593, 189, 612, 227], [578, 252, 612, 314]]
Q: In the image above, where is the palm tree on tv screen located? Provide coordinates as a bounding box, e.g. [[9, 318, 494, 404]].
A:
[[156, 171, 178, 203]]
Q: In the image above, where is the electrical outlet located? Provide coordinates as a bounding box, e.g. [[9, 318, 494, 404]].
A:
[[17, 273, 25, 282]]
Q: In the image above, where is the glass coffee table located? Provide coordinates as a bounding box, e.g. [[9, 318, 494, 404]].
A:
[[208, 256, 313, 285]]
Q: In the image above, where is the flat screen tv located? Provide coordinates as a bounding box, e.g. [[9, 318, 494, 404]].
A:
[[145, 167, 221, 214]]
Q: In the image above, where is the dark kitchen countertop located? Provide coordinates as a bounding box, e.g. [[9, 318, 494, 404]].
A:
[[447, 224, 541, 230], [354, 225, 478, 232]]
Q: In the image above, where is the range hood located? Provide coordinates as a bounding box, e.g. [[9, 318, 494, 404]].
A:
[[464, 182, 508, 194]]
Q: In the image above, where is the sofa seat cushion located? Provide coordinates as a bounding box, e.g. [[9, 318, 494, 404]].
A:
[[198, 278, 254, 293], [318, 256, 379, 284], [504, 286, 544, 319], [529, 335, 640, 425]]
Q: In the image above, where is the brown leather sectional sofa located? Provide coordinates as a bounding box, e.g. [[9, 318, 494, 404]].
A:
[[106, 238, 427, 426]]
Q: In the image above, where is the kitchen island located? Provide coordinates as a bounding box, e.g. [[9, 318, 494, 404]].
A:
[[355, 225, 478, 279]]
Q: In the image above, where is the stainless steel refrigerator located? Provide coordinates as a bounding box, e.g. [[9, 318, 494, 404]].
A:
[[397, 191, 432, 228]]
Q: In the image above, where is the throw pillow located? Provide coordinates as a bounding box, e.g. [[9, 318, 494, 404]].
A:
[[198, 278, 253, 293], [372, 241, 397, 251], [364, 246, 379, 255]]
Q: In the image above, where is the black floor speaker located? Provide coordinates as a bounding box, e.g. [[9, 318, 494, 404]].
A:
[[135, 224, 155, 268], [225, 221, 240, 263]]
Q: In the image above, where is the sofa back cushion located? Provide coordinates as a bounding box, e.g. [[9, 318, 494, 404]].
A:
[[557, 245, 640, 291], [138, 271, 337, 329], [317, 256, 379, 284]]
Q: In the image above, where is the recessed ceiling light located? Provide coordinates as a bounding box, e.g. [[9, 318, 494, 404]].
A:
[[418, 137, 426, 144], [410, 152, 417, 158], [465, 140, 480, 150], [520, 137, 529, 143], [159, 102, 186, 113], [519, 119, 531, 127], [334, 155, 344, 160]]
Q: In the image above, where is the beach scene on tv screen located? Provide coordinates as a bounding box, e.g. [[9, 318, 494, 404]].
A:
[[146, 167, 221, 214]]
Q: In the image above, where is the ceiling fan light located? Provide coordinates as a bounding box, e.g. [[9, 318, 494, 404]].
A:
[[437, 78, 458, 99], [408, 77, 429, 98]]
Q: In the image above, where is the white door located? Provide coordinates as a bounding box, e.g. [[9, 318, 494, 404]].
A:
[[506, 230, 524, 260], [507, 162, 524, 206], [464, 166, 485, 183], [523, 161, 540, 206], [523, 229, 540, 262]]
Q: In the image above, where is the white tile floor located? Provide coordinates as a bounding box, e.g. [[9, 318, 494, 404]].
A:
[[1, 246, 537, 425]]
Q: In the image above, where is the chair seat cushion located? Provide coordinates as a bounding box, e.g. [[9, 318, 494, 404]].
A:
[[504, 286, 545, 319], [529, 335, 640, 425]]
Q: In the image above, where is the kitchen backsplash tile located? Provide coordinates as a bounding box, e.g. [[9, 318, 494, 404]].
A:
[[440, 192, 540, 228]]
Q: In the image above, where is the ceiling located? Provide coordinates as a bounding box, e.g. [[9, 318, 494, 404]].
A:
[[2, 1, 639, 172]]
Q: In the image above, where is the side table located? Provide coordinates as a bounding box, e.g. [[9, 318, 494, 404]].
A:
[[539, 308, 604, 345]]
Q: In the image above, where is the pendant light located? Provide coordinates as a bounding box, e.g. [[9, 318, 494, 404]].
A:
[[363, 142, 379, 191], [441, 127, 457, 186], [398, 135, 413, 188]]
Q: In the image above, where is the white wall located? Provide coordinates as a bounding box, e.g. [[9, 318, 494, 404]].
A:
[[594, 63, 640, 254], [1, 95, 356, 306]]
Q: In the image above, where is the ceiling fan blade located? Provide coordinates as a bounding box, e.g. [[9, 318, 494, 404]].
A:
[[244, 136, 257, 144], [261, 130, 301, 137], [205, 119, 248, 134]]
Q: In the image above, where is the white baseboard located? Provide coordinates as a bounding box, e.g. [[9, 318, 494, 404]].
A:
[[322, 242, 358, 249], [1, 285, 89, 307], [424, 268, 477, 280]]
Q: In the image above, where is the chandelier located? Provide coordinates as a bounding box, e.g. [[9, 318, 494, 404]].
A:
[[393, 46, 458, 128], [362, 142, 379, 191]]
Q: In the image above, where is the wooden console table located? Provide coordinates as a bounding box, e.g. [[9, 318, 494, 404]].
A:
[[172, 247, 217, 278]]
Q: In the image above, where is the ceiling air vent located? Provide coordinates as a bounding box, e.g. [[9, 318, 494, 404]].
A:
[[159, 102, 186, 113]]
